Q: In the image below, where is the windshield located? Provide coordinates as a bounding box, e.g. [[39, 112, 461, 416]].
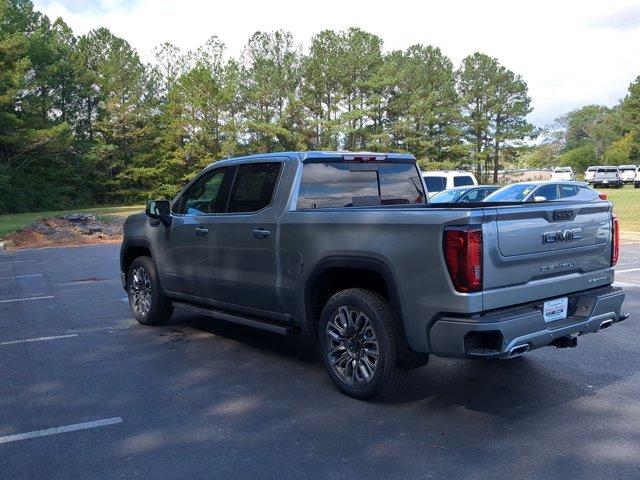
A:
[[554, 168, 572, 172], [597, 168, 618, 173], [484, 184, 535, 202], [423, 176, 446, 193], [619, 166, 636, 171], [430, 189, 466, 203]]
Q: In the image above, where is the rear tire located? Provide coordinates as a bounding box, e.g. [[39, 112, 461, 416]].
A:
[[318, 288, 407, 400], [127, 256, 173, 325]]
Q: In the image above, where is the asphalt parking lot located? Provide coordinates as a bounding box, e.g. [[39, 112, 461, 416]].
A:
[[1, 242, 639, 479]]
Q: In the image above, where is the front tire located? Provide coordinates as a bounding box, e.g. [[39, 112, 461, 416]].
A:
[[318, 288, 407, 400], [127, 256, 173, 325]]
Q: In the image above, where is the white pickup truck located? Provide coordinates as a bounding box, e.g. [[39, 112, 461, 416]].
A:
[[618, 165, 637, 184], [552, 167, 576, 181]]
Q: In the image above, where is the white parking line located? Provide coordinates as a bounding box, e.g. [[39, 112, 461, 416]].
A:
[[0, 295, 54, 304], [614, 281, 640, 289], [0, 417, 123, 444], [0, 274, 44, 280], [615, 268, 640, 274], [0, 334, 78, 346], [0, 260, 36, 264]]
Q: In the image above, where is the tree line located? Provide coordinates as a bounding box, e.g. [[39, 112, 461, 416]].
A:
[[0, 0, 537, 213], [2, 0, 639, 215], [522, 85, 640, 174]]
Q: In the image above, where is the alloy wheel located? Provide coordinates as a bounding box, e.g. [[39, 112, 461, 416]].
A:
[[325, 306, 380, 385], [130, 266, 152, 317]]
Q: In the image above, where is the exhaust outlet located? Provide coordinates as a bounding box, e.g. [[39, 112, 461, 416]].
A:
[[508, 344, 530, 358], [597, 319, 614, 331]]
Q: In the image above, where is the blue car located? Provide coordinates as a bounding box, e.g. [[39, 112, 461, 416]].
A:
[[429, 185, 500, 203]]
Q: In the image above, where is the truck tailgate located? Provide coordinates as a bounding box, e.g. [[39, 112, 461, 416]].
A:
[[482, 201, 613, 310]]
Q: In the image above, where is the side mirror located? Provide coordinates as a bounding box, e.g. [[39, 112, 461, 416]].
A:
[[146, 200, 171, 220], [534, 195, 547, 202]]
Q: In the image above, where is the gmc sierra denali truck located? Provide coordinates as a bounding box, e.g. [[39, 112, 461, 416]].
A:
[[120, 151, 628, 400]]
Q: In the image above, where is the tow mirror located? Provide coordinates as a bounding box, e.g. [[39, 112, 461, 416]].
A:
[[146, 200, 171, 224]]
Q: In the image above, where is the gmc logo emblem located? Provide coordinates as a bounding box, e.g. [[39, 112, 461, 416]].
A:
[[543, 228, 582, 244]]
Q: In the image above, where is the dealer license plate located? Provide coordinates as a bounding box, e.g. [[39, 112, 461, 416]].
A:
[[543, 297, 568, 323]]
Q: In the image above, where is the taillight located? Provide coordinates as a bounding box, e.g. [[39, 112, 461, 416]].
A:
[[443, 226, 483, 293], [598, 192, 607, 200], [612, 214, 619, 266]]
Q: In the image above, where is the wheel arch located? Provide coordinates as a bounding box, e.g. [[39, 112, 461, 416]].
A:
[[305, 256, 427, 369], [120, 239, 154, 283]]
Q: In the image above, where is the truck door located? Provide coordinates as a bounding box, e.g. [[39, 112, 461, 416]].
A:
[[208, 159, 286, 313], [155, 166, 231, 299]]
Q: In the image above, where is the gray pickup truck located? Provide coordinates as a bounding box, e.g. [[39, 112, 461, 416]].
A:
[[120, 151, 628, 399]]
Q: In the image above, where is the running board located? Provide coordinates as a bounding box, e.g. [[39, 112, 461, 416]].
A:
[[172, 302, 299, 335]]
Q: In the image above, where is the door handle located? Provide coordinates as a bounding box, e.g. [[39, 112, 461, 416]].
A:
[[252, 228, 271, 239], [195, 226, 209, 236]]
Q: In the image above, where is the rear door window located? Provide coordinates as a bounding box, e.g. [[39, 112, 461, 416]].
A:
[[227, 162, 282, 213], [535, 184, 560, 201], [296, 162, 425, 209], [453, 175, 474, 187], [559, 184, 579, 198], [423, 176, 446, 193]]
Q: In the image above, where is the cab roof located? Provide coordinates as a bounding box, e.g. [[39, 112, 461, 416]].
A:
[[208, 151, 416, 168]]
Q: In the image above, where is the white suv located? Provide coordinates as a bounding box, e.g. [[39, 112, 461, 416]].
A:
[[552, 167, 576, 181], [422, 170, 477, 197]]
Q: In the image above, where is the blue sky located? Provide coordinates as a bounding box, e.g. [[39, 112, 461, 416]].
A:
[[34, 0, 640, 127]]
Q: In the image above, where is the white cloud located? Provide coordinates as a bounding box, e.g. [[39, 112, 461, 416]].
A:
[[34, 0, 640, 127]]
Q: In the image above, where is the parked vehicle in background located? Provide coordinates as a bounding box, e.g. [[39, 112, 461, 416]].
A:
[[430, 185, 500, 203], [618, 165, 637, 184], [422, 170, 477, 197], [551, 167, 576, 181], [635, 167, 640, 188], [484, 181, 601, 203], [584, 166, 599, 183], [593, 167, 622, 188], [120, 151, 627, 400]]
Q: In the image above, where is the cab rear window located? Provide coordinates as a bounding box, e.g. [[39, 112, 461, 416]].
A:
[[296, 162, 425, 209]]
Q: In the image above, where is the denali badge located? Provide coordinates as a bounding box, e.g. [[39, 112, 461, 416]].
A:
[[540, 261, 576, 272], [542, 228, 582, 244]]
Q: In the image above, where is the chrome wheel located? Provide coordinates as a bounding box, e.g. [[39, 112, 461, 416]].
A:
[[325, 306, 379, 386], [130, 266, 152, 317]]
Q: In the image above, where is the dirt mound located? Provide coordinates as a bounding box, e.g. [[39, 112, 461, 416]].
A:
[[5, 215, 124, 249]]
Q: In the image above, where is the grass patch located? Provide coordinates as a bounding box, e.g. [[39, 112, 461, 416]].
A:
[[601, 185, 640, 233], [0, 205, 144, 237]]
